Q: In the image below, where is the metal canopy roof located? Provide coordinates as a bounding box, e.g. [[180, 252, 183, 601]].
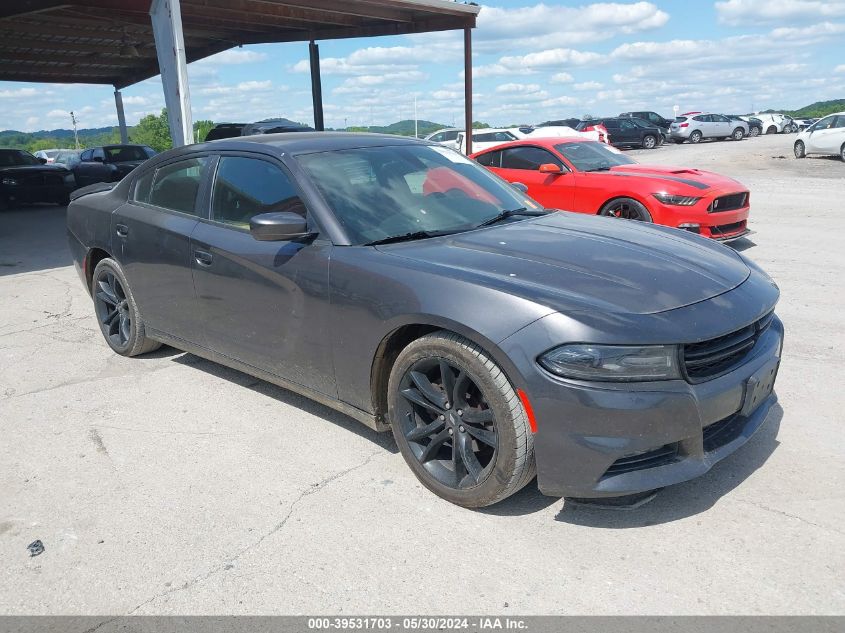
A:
[[0, 0, 479, 89]]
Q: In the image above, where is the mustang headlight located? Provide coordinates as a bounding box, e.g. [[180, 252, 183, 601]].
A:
[[1, 177, 19, 186], [653, 193, 701, 206], [538, 344, 681, 381]]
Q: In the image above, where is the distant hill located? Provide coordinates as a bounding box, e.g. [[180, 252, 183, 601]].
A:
[[0, 126, 120, 151], [757, 99, 845, 118]]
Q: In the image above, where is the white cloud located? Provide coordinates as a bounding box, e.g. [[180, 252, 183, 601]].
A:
[[495, 83, 542, 94], [574, 81, 604, 91], [333, 71, 428, 95], [836, 65, 845, 73], [550, 72, 574, 84], [0, 88, 38, 98], [499, 48, 604, 70], [716, 0, 845, 25]]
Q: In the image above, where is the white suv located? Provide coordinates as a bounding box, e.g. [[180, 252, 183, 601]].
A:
[[455, 128, 518, 154], [669, 113, 749, 144]]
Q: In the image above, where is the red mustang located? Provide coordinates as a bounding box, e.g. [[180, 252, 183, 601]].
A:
[[470, 137, 750, 240]]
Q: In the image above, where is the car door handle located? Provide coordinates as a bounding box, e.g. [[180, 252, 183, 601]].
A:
[[115, 224, 129, 237], [194, 250, 213, 266]]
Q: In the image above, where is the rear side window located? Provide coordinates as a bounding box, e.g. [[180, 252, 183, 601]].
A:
[[500, 146, 561, 170], [136, 156, 208, 215], [474, 150, 501, 167], [212, 156, 305, 227]]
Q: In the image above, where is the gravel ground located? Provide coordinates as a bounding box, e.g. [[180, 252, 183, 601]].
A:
[[0, 132, 843, 615]]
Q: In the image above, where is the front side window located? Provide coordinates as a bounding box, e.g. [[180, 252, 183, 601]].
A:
[[554, 141, 635, 172], [295, 144, 540, 245], [139, 156, 208, 215], [80, 149, 93, 161], [92, 148, 105, 161], [211, 156, 305, 228], [500, 146, 562, 171], [105, 146, 152, 162]]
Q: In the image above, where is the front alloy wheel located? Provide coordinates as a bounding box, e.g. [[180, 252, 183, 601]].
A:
[[599, 197, 653, 222], [642, 135, 657, 149], [794, 141, 805, 159], [388, 331, 535, 507]]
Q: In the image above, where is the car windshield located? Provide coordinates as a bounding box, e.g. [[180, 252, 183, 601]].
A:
[[554, 141, 635, 172], [295, 144, 543, 245], [0, 150, 41, 167], [105, 146, 153, 162], [55, 152, 81, 166]]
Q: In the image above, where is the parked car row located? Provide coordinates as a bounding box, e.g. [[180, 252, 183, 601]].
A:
[[0, 144, 157, 210]]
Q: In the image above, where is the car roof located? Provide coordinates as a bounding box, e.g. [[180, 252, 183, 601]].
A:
[[102, 144, 150, 150], [197, 131, 430, 155]]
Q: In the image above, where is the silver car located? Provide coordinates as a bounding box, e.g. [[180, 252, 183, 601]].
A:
[[670, 113, 749, 144]]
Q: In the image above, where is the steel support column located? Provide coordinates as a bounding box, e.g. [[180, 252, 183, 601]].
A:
[[463, 27, 472, 155], [309, 40, 325, 131], [150, 0, 194, 147], [113, 88, 128, 144]]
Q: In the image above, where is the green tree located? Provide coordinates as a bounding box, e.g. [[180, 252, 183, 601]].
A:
[[193, 119, 215, 143], [130, 109, 173, 152]]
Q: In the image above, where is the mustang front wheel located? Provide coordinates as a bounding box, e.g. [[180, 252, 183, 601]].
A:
[[92, 258, 161, 357], [599, 198, 653, 222], [388, 331, 535, 508]]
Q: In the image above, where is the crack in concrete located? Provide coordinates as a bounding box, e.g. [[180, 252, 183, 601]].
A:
[[735, 497, 845, 536], [123, 449, 384, 615]]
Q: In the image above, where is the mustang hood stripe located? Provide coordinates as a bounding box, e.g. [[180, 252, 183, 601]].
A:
[[607, 172, 712, 190]]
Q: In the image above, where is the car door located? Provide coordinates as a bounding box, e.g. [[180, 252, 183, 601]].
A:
[[617, 119, 640, 144], [494, 145, 574, 210], [189, 153, 336, 396], [811, 115, 845, 153], [713, 114, 732, 137], [112, 155, 209, 343], [74, 148, 108, 187]]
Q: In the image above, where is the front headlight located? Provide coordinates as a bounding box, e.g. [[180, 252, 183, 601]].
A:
[[1, 177, 19, 186], [653, 192, 701, 206], [538, 344, 681, 381]]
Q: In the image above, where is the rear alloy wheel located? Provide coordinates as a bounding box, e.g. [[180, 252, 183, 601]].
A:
[[689, 130, 703, 144], [92, 258, 161, 357], [642, 134, 657, 149], [840, 144, 845, 162], [388, 331, 535, 508], [599, 197, 653, 222], [749, 127, 760, 137], [732, 127, 745, 141], [794, 141, 806, 159]]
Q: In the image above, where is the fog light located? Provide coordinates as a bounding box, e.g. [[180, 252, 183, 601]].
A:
[[678, 223, 700, 233]]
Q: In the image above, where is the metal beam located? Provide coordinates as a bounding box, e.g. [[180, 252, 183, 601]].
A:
[[150, 0, 194, 147], [463, 26, 472, 156], [114, 89, 129, 144], [309, 40, 324, 131]]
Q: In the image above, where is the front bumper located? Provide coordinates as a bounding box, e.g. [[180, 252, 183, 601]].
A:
[[499, 307, 783, 499], [652, 198, 750, 241]]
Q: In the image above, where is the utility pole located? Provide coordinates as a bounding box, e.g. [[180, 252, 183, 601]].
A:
[[69, 111, 79, 149]]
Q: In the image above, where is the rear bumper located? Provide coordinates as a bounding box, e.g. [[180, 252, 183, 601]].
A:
[[500, 312, 783, 499]]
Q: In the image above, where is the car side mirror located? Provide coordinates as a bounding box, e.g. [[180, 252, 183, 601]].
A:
[[538, 163, 563, 174], [250, 211, 314, 241], [510, 182, 529, 193], [38, 157, 47, 164]]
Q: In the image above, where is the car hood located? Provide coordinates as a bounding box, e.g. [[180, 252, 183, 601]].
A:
[[0, 164, 70, 175], [604, 164, 746, 193], [378, 212, 750, 315]]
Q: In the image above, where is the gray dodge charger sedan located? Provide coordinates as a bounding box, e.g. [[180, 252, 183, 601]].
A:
[[67, 133, 782, 508]]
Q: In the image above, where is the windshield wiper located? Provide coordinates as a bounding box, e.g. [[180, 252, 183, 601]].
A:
[[584, 165, 613, 172], [365, 230, 458, 246], [477, 207, 549, 228]]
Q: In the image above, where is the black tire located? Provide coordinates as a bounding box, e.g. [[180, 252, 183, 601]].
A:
[[794, 141, 805, 159], [840, 144, 845, 163], [732, 127, 745, 141], [92, 258, 161, 357], [598, 197, 653, 222], [689, 130, 703, 144], [749, 127, 760, 137], [642, 134, 657, 149], [388, 331, 535, 508], [767, 126, 777, 135]]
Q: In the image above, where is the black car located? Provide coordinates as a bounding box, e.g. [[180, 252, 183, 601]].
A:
[[728, 115, 763, 137], [0, 148, 75, 210], [620, 111, 673, 133], [67, 133, 782, 508], [580, 117, 662, 149], [627, 117, 667, 144], [241, 118, 314, 136], [204, 123, 246, 141], [71, 145, 157, 189]]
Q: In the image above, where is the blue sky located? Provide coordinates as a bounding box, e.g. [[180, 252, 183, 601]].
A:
[[2, 0, 844, 132]]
